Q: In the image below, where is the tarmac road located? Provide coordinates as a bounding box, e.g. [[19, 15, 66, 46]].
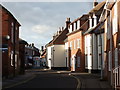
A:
[[7, 70, 79, 89]]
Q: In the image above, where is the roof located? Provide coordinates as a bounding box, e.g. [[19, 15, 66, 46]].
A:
[[41, 49, 46, 57], [46, 28, 68, 47], [89, 1, 106, 14], [69, 14, 89, 25], [19, 38, 28, 44], [1, 4, 21, 26], [83, 18, 106, 35]]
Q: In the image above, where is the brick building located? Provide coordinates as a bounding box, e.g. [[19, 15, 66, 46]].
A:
[[66, 15, 88, 72], [1, 4, 21, 78]]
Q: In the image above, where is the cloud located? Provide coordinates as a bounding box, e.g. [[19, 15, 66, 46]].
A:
[[2, 2, 93, 48], [32, 25, 55, 34]]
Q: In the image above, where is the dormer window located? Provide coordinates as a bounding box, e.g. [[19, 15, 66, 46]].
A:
[[93, 13, 97, 27], [77, 20, 80, 30], [69, 24, 73, 33], [89, 16, 92, 28], [73, 22, 76, 31]]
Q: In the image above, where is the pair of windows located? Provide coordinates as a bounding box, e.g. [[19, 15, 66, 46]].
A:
[[11, 22, 18, 43], [68, 20, 81, 33], [69, 39, 80, 50], [108, 48, 118, 71]]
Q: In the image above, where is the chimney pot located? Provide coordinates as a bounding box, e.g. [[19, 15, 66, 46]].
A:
[[93, 0, 98, 8]]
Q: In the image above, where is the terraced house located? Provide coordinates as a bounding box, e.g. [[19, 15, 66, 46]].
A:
[[46, 0, 120, 88], [46, 18, 70, 70], [66, 15, 89, 72], [83, 0, 120, 88]]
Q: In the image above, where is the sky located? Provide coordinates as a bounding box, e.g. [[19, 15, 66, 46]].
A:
[[1, 1, 103, 49]]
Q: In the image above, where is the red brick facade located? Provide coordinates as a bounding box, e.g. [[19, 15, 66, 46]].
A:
[[1, 5, 21, 78]]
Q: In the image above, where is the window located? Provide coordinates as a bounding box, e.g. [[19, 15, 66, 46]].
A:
[[112, 3, 118, 35], [85, 55, 88, 67], [70, 41, 72, 50], [114, 48, 118, 68], [108, 51, 112, 71], [107, 16, 111, 39], [74, 40, 76, 49], [74, 22, 76, 31], [15, 54, 17, 69], [69, 25, 72, 33], [11, 22, 14, 43], [65, 42, 68, 50], [11, 51, 14, 66], [77, 56, 80, 67], [15, 26, 18, 43], [89, 16, 92, 28], [77, 39, 80, 48], [77, 20, 80, 30]]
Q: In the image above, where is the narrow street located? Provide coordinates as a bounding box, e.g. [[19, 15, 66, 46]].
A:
[[3, 69, 113, 90], [3, 69, 78, 89]]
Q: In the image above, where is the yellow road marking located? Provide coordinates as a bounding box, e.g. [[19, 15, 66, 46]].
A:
[[69, 74, 81, 90]]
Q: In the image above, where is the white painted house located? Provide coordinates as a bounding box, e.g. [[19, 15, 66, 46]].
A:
[[83, 1, 105, 73], [46, 18, 71, 69], [46, 30, 68, 69]]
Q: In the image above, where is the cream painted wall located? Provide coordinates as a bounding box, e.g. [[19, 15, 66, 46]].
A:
[[53, 45, 66, 67]]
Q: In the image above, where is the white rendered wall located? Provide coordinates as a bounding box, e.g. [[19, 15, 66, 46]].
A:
[[47, 46, 52, 69], [53, 45, 66, 67], [65, 42, 69, 67], [85, 34, 92, 69]]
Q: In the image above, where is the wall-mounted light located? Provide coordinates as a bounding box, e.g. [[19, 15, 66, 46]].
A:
[[6, 35, 10, 40], [118, 42, 120, 47]]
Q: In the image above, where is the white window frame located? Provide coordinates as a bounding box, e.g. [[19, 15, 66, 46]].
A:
[[74, 40, 76, 49], [74, 22, 76, 31], [77, 20, 80, 30], [69, 24, 73, 33], [11, 22, 14, 43], [70, 41, 72, 50], [112, 3, 118, 35], [77, 39, 80, 48], [89, 16, 92, 28], [11, 51, 14, 66]]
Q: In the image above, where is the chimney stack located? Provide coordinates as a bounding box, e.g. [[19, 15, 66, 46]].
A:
[[41, 46, 44, 51], [65, 17, 71, 28], [32, 43, 34, 47], [93, 0, 98, 8]]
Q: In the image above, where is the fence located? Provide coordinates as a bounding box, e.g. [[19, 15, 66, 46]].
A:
[[113, 66, 120, 89]]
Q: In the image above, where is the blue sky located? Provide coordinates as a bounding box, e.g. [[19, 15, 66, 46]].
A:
[[2, 2, 97, 49]]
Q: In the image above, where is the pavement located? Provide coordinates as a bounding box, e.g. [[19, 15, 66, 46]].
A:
[[2, 68, 113, 89], [71, 72, 113, 89]]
